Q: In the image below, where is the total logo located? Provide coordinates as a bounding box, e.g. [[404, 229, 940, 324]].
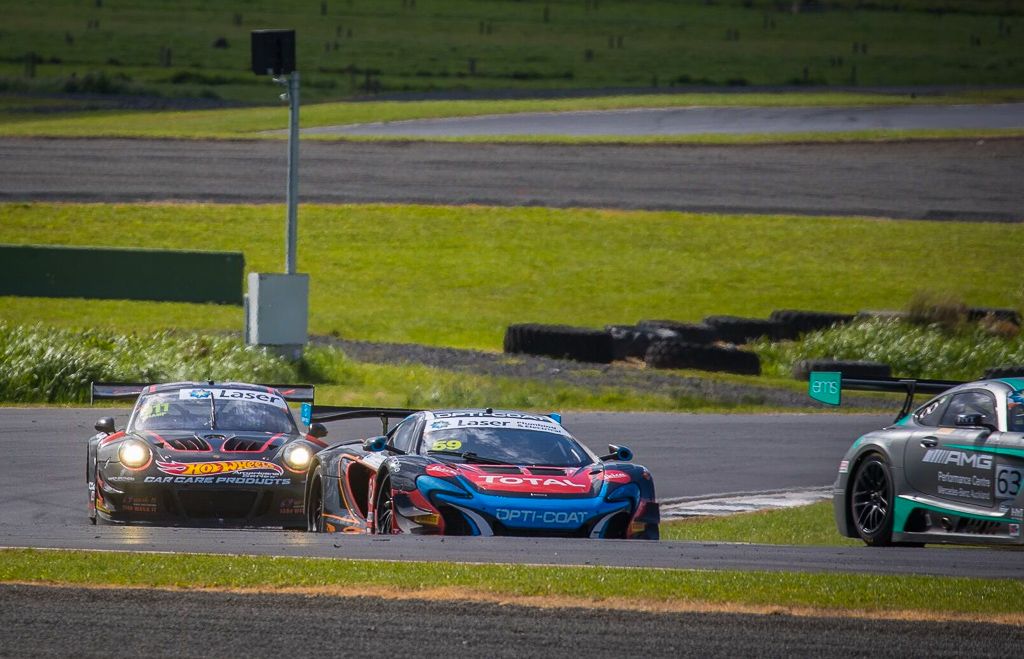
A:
[[478, 475, 587, 489]]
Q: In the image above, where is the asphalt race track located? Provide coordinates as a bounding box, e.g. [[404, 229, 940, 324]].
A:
[[0, 137, 1021, 221], [303, 102, 1024, 137], [4, 408, 1023, 579], [3, 584, 1021, 658]]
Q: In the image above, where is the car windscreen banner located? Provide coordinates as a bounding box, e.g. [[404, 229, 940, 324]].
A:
[[178, 388, 288, 409]]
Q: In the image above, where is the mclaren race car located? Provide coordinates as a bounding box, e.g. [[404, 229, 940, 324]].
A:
[[810, 372, 1024, 547], [303, 407, 659, 539], [87, 381, 326, 527]]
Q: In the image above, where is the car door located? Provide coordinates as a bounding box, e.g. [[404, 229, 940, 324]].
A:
[[904, 390, 999, 508]]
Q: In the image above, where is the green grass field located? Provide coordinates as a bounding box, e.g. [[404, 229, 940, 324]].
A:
[[1, 203, 1019, 351], [662, 501, 860, 546], [1, 0, 1021, 106], [2, 548, 1021, 621]]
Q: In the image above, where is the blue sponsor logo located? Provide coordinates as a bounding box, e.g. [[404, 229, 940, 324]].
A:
[[430, 421, 450, 429], [189, 389, 212, 399]]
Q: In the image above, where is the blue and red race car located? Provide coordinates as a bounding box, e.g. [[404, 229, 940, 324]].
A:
[[303, 407, 660, 539]]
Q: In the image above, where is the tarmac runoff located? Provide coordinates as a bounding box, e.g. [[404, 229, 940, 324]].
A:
[[660, 486, 832, 519], [299, 102, 1024, 137]]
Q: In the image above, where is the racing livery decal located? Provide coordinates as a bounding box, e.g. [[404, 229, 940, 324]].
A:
[[156, 459, 284, 476]]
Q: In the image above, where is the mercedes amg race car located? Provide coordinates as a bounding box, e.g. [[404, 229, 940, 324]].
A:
[[87, 381, 326, 527], [303, 407, 660, 539], [810, 372, 1024, 547]]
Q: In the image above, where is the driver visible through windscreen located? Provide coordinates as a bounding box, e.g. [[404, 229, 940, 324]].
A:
[[421, 413, 593, 467], [131, 388, 296, 434]]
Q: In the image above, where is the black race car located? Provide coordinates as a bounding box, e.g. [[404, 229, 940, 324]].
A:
[[303, 407, 660, 539], [88, 381, 325, 527]]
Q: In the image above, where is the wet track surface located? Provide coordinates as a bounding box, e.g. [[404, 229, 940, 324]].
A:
[[1, 137, 1021, 221], [303, 102, 1024, 137], [4, 408, 1022, 579], [2, 583, 1021, 658]]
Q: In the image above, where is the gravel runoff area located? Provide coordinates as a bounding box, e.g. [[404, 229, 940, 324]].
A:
[[2, 584, 1020, 658], [313, 335, 888, 410]]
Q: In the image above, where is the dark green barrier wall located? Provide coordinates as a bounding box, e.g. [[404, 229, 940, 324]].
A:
[[0, 245, 244, 305]]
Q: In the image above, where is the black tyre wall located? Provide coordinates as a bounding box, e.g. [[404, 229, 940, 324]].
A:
[[702, 315, 785, 344], [504, 323, 615, 364], [636, 320, 717, 344], [792, 359, 892, 380], [645, 340, 761, 375], [769, 310, 855, 338]]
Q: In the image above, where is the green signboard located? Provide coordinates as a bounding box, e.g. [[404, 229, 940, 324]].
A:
[[808, 371, 842, 406], [0, 244, 244, 305]]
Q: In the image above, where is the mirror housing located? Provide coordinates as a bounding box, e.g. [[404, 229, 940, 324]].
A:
[[95, 417, 116, 434], [308, 422, 328, 439], [600, 444, 633, 462], [956, 413, 997, 432], [362, 435, 387, 452]]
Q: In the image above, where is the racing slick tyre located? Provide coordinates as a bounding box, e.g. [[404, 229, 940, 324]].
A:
[[849, 455, 895, 547], [636, 320, 717, 344], [768, 310, 855, 338], [701, 315, 785, 344], [644, 340, 761, 375], [503, 323, 615, 364], [792, 359, 892, 381], [307, 466, 327, 533], [373, 476, 396, 534]]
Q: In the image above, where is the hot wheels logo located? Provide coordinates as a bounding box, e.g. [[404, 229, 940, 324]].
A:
[[156, 460, 284, 476]]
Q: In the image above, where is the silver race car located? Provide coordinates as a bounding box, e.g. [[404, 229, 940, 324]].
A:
[[811, 372, 1024, 547]]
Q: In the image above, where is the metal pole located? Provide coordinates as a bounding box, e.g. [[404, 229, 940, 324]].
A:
[[285, 71, 300, 274]]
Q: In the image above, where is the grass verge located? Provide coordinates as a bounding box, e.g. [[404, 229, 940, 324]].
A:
[[2, 203, 1020, 352], [662, 501, 859, 546], [755, 317, 1024, 381], [0, 322, 791, 411], [1, 548, 1021, 623], [1, 91, 1022, 141]]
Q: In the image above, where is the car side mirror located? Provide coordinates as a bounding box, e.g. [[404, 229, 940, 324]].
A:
[[95, 417, 116, 434], [600, 444, 633, 462], [956, 414, 997, 432], [362, 436, 387, 452], [308, 422, 328, 439]]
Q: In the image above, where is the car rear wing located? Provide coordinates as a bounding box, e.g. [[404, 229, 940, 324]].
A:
[[808, 372, 965, 422], [302, 404, 420, 433], [90, 382, 316, 404]]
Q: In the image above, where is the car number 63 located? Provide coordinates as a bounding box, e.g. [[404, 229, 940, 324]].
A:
[[996, 465, 1023, 497]]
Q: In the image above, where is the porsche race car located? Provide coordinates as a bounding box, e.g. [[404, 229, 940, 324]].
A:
[[88, 381, 326, 527], [303, 407, 660, 539], [810, 372, 1024, 547]]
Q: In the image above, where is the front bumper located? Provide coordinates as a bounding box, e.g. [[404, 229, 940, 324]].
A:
[[94, 465, 305, 527], [395, 476, 659, 538]]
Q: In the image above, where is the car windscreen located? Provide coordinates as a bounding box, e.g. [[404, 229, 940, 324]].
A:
[[421, 426, 592, 467], [131, 388, 296, 434]]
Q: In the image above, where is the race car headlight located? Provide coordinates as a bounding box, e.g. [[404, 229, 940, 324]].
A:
[[283, 444, 313, 471], [118, 439, 151, 469]]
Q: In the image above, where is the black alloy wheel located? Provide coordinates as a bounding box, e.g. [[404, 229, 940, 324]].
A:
[[850, 455, 895, 546], [374, 477, 396, 534], [307, 467, 325, 532]]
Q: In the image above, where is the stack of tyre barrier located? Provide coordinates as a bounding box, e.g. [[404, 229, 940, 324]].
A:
[[503, 323, 615, 364], [792, 359, 892, 380], [504, 309, 862, 376]]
